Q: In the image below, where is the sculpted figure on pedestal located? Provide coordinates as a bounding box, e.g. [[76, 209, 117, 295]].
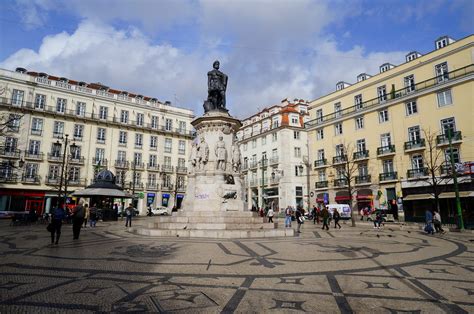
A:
[[215, 136, 227, 171], [232, 143, 241, 172], [203, 60, 228, 113], [196, 137, 209, 170], [189, 141, 197, 172]]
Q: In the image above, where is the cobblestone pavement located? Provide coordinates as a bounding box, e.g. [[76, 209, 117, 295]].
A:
[[0, 217, 473, 313]]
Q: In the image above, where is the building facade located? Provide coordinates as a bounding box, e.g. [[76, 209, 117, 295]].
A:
[[0, 68, 194, 215], [236, 99, 310, 212], [306, 35, 473, 225]]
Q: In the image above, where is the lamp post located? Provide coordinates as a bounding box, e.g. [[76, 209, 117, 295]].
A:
[[447, 129, 464, 230], [54, 134, 77, 208]]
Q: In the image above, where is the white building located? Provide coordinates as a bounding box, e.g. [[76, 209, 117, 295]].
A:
[[0, 67, 194, 215], [236, 99, 310, 212]]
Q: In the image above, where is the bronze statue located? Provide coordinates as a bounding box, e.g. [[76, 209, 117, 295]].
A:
[[204, 60, 228, 113]]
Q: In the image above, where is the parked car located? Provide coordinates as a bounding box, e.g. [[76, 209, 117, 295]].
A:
[[151, 207, 171, 216]]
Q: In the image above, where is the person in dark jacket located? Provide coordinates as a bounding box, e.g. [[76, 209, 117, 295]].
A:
[[333, 209, 342, 229], [50, 204, 66, 245], [295, 207, 303, 233], [321, 207, 330, 230], [72, 202, 85, 239]]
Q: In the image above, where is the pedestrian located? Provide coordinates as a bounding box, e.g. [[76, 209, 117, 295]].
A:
[[424, 209, 434, 235], [295, 207, 303, 233], [125, 203, 135, 227], [321, 206, 330, 230], [373, 211, 383, 229], [285, 206, 292, 228], [50, 203, 66, 245], [267, 207, 274, 223], [83, 203, 89, 228], [89, 204, 98, 227], [71, 201, 85, 240], [259, 207, 264, 217], [433, 210, 445, 234], [333, 208, 342, 229]]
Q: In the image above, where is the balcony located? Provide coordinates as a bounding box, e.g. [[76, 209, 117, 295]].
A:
[[67, 179, 87, 187], [147, 164, 160, 171], [176, 166, 188, 174], [31, 129, 42, 136], [47, 153, 62, 162], [377, 145, 396, 157], [114, 160, 129, 169], [260, 159, 268, 167], [92, 158, 107, 167], [379, 171, 398, 182], [333, 155, 347, 164], [269, 177, 279, 185], [355, 175, 371, 185], [250, 179, 259, 187], [269, 157, 279, 165], [21, 174, 41, 184], [353, 150, 369, 160], [69, 156, 85, 165], [315, 181, 328, 189], [131, 162, 145, 170], [249, 161, 258, 169], [146, 182, 159, 190], [436, 131, 462, 146], [0, 148, 20, 159], [53, 132, 64, 139], [404, 139, 426, 152], [24, 152, 44, 161], [132, 182, 144, 190], [161, 165, 174, 173], [162, 183, 174, 191], [45, 177, 60, 185], [407, 167, 429, 179], [177, 185, 187, 192], [242, 163, 248, 171], [333, 178, 348, 188], [314, 158, 327, 168], [0, 174, 19, 183]]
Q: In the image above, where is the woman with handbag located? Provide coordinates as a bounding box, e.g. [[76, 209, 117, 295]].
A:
[[49, 203, 66, 245]]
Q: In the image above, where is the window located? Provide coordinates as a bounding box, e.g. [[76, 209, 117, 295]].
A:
[[135, 133, 143, 148], [117, 151, 126, 162], [318, 170, 326, 182], [164, 138, 172, 153], [134, 152, 142, 165], [178, 121, 186, 133], [294, 147, 301, 157], [316, 109, 323, 123], [56, 98, 67, 113], [151, 115, 159, 129], [316, 129, 324, 140], [120, 110, 129, 123], [116, 170, 126, 185], [272, 149, 278, 160], [435, 62, 449, 82], [293, 131, 300, 140], [335, 144, 344, 156], [261, 152, 267, 162], [380, 133, 391, 147], [358, 163, 368, 177], [50, 142, 61, 157], [119, 131, 127, 145], [261, 135, 267, 145], [355, 116, 364, 130], [295, 166, 302, 176], [69, 167, 81, 182], [178, 157, 186, 168], [440, 117, 456, 134], [406, 101, 418, 115], [95, 148, 105, 162], [252, 139, 257, 148], [34, 94, 46, 109], [404, 75, 415, 93], [445, 148, 460, 164], [377, 85, 387, 103], [354, 94, 363, 111], [136, 113, 144, 126], [272, 133, 277, 142], [408, 126, 421, 142], [178, 140, 186, 155], [290, 115, 299, 125], [334, 123, 343, 135], [382, 159, 394, 173], [99, 106, 108, 120], [73, 124, 84, 140], [411, 154, 424, 169], [148, 173, 157, 185], [97, 128, 106, 142], [133, 172, 141, 185], [149, 155, 157, 167], [11, 89, 24, 106], [334, 102, 342, 118], [31, 118, 43, 135], [76, 102, 86, 116], [437, 90, 452, 107], [24, 163, 38, 179], [5, 137, 17, 152], [356, 139, 366, 152], [150, 136, 158, 149], [317, 149, 325, 160], [71, 145, 81, 159], [48, 123, 66, 141], [48, 165, 60, 180], [378, 109, 389, 123], [243, 143, 247, 151], [272, 117, 279, 128], [28, 140, 41, 155], [165, 118, 173, 131], [164, 156, 172, 166]]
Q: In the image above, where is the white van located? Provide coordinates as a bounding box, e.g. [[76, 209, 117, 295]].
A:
[[326, 204, 352, 219]]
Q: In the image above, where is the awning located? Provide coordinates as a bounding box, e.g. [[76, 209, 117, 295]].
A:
[[72, 188, 133, 198], [404, 194, 434, 201], [439, 191, 474, 199], [335, 196, 351, 201]]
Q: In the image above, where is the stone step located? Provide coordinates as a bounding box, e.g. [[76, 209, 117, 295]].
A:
[[150, 222, 277, 230], [151, 216, 267, 224], [172, 211, 258, 218], [130, 227, 294, 239]]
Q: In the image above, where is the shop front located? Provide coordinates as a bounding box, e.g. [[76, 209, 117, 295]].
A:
[[356, 189, 373, 213], [0, 189, 45, 215], [335, 191, 350, 205], [316, 192, 329, 209]]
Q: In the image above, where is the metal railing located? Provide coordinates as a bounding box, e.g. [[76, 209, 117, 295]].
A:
[[355, 175, 371, 184], [314, 158, 327, 167], [407, 167, 429, 178], [0, 147, 20, 158], [377, 145, 396, 156], [24, 152, 44, 160], [404, 139, 426, 150], [334, 178, 348, 187], [114, 160, 129, 168], [21, 174, 41, 184], [315, 181, 328, 189], [379, 171, 398, 181], [333, 155, 347, 164], [353, 150, 369, 160], [436, 131, 462, 145], [161, 165, 174, 172]]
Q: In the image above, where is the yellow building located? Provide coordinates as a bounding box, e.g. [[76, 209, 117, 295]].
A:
[[0, 68, 194, 215], [306, 35, 473, 225]]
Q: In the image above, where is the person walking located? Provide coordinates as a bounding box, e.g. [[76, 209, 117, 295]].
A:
[[50, 203, 66, 245], [125, 203, 135, 228], [267, 208, 274, 223], [89, 204, 98, 227], [321, 206, 330, 231], [425, 209, 434, 235], [295, 207, 303, 233], [333, 208, 342, 229], [285, 206, 292, 228], [71, 202, 85, 240], [83, 204, 89, 228], [433, 210, 445, 234]]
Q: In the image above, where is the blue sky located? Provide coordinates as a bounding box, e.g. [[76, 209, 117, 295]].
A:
[[0, 0, 472, 118]]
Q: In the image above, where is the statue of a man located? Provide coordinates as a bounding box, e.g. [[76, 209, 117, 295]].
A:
[[205, 60, 228, 113], [196, 137, 209, 170], [232, 143, 241, 172], [189, 141, 197, 171], [215, 136, 227, 171]]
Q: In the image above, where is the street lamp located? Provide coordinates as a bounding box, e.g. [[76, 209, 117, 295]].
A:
[[54, 134, 77, 208]]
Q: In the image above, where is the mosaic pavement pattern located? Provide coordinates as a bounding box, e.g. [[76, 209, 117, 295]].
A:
[[0, 218, 473, 313]]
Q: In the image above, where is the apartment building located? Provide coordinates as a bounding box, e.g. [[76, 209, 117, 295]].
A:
[[0, 68, 194, 215], [306, 35, 473, 225], [236, 99, 310, 212]]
